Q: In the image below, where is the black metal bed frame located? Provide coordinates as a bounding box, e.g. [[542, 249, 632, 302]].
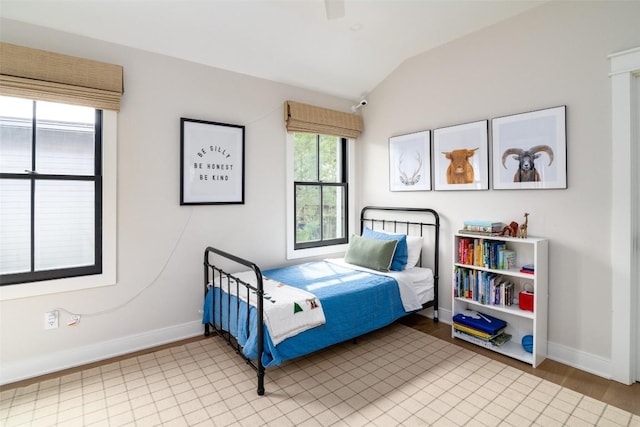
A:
[[203, 206, 440, 396]]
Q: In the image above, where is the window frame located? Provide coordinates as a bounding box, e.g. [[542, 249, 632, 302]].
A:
[[0, 108, 117, 299], [286, 132, 355, 260], [1, 101, 103, 285]]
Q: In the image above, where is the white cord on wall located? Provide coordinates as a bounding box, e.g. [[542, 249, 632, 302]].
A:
[[52, 101, 284, 321], [54, 208, 193, 319]]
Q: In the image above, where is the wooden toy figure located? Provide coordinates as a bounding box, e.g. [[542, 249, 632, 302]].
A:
[[518, 213, 529, 238]]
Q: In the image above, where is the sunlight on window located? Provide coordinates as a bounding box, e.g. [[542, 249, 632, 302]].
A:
[[0, 96, 32, 119], [38, 100, 94, 124], [0, 96, 94, 124]]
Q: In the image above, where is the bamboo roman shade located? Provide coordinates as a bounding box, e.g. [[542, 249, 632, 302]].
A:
[[284, 100, 363, 139], [0, 42, 124, 111]]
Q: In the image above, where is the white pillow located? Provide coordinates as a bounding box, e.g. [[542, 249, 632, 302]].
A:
[[405, 235, 423, 268], [374, 230, 423, 269]]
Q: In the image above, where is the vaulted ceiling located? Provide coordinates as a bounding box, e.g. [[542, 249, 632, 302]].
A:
[[1, 0, 546, 100]]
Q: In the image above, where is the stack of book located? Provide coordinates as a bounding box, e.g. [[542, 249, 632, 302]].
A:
[[460, 220, 504, 236], [454, 268, 515, 306], [457, 237, 514, 270], [520, 264, 535, 275], [452, 310, 512, 348]]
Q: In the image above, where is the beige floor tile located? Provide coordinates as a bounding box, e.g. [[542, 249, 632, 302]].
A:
[[444, 407, 473, 425], [1, 323, 637, 427], [83, 407, 109, 425], [601, 405, 633, 425]]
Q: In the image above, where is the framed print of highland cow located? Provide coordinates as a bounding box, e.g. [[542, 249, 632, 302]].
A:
[[492, 106, 567, 190], [433, 120, 489, 191], [389, 130, 431, 191]]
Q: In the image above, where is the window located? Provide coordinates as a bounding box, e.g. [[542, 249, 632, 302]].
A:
[[293, 133, 348, 250], [0, 96, 102, 285]]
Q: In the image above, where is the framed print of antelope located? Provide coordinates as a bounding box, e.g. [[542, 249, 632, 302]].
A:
[[388, 130, 431, 192], [433, 120, 489, 191], [491, 106, 567, 190]]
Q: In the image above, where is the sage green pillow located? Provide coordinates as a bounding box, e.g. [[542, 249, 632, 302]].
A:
[[344, 234, 398, 272]]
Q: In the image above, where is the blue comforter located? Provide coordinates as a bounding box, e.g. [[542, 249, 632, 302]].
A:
[[202, 260, 412, 367]]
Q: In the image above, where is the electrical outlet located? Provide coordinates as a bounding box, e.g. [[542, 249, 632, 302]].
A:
[[44, 311, 59, 330]]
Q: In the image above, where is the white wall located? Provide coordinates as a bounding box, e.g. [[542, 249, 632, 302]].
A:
[[359, 1, 640, 378], [0, 19, 353, 384], [2, 1, 639, 384]]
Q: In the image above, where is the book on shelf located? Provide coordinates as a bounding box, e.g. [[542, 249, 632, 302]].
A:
[[520, 264, 535, 274], [490, 332, 512, 347], [462, 221, 504, 233], [453, 329, 495, 348], [458, 229, 503, 237], [452, 310, 507, 335], [494, 278, 514, 307], [453, 267, 515, 306], [453, 329, 512, 348], [453, 322, 505, 340], [499, 249, 517, 270], [456, 237, 508, 269]]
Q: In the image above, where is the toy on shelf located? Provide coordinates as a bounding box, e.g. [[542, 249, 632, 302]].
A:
[[500, 213, 530, 238], [518, 213, 529, 238], [500, 221, 518, 237]]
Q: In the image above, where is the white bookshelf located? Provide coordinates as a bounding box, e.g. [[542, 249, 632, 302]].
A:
[[452, 232, 548, 367]]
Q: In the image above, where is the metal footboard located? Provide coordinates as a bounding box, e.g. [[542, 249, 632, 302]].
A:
[[203, 246, 265, 395]]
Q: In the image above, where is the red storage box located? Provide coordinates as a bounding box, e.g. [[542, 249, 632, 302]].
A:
[[519, 291, 534, 311]]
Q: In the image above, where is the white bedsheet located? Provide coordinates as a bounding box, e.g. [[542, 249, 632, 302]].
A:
[[325, 258, 434, 312]]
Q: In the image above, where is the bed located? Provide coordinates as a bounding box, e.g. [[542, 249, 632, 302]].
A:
[[202, 206, 440, 395]]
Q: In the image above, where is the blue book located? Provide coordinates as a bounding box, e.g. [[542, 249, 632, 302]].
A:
[[452, 310, 507, 335]]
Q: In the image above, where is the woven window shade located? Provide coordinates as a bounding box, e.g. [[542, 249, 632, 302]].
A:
[[0, 42, 124, 111], [284, 100, 363, 139]]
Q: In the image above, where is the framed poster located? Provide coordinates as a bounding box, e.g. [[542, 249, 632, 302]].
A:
[[388, 130, 431, 191], [492, 106, 567, 190], [180, 118, 245, 205], [433, 120, 488, 191]]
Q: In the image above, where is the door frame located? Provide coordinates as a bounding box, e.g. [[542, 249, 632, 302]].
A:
[[609, 46, 640, 384]]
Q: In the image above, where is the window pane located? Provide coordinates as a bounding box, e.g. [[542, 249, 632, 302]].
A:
[[36, 101, 95, 175], [295, 185, 320, 244], [0, 180, 31, 274], [0, 96, 33, 174], [34, 180, 95, 271], [319, 135, 340, 183], [293, 133, 317, 182], [322, 186, 345, 240], [36, 101, 95, 124]]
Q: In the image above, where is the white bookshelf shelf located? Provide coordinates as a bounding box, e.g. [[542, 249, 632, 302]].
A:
[[452, 233, 548, 367]]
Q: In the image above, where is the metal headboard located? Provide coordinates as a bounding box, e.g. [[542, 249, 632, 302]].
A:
[[359, 206, 440, 320]]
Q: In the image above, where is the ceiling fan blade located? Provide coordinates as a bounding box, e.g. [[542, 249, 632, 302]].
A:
[[324, 0, 345, 20]]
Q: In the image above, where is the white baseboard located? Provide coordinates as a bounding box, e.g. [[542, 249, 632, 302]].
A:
[[0, 320, 204, 386], [417, 306, 612, 381], [546, 340, 612, 380]]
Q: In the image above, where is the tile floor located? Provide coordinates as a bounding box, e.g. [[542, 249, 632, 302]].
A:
[[1, 323, 638, 426]]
